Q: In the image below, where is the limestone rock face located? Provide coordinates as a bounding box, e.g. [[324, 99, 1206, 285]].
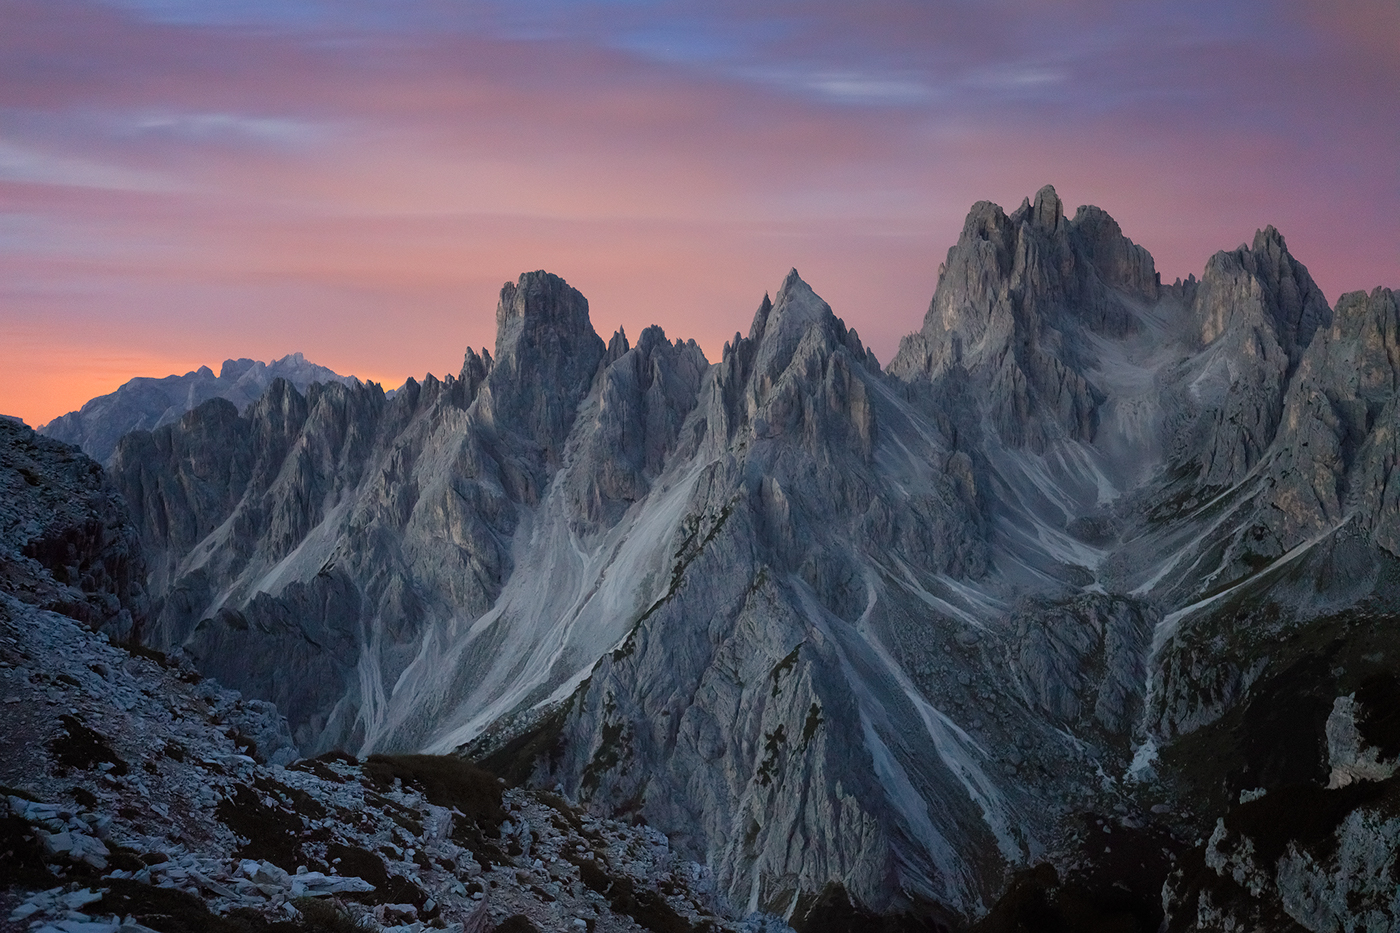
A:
[[0, 434, 730, 933], [1069, 204, 1159, 304], [1006, 594, 1157, 735], [566, 325, 710, 528], [480, 271, 606, 464], [1325, 691, 1400, 788], [1262, 287, 1400, 549], [1162, 777, 1400, 933], [1195, 227, 1332, 367], [40, 352, 355, 463], [91, 192, 1400, 930], [537, 274, 1011, 917], [1145, 287, 1400, 602]]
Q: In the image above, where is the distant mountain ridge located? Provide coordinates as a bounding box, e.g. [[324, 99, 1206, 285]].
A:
[[95, 189, 1400, 931], [40, 352, 356, 463]]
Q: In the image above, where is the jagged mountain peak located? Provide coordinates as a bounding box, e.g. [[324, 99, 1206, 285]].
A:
[[1003, 184, 1065, 236], [1254, 222, 1285, 252], [750, 269, 834, 364], [1196, 222, 1331, 362], [1030, 182, 1065, 233], [479, 270, 605, 461], [1068, 203, 1159, 301], [896, 187, 1151, 359], [603, 325, 631, 367], [889, 188, 1154, 450], [777, 265, 813, 296], [459, 344, 492, 397], [1164, 227, 1334, 487], [492, 270, 597, 362]]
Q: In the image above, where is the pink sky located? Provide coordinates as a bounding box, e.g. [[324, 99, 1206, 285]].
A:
[[2, 0, 1397, 427]]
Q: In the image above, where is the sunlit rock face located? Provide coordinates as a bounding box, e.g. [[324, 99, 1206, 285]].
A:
[[103, 194, 1400, 929]]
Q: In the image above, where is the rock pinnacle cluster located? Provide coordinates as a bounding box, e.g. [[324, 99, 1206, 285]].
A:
[[7, 187, 1400, 932]]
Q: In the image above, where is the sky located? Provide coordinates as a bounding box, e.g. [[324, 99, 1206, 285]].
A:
[[2, 0, 1397, 428]]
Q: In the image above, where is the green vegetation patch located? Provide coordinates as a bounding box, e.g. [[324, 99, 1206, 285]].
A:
[[362, 754, 502, 823], [1223, 776, 1399, 867], [324, 841, 389, 889], [475, 702, 571, 788], [0, 813, 55, 889], [1355, 672, 1400, 759], [363, 791, 423, 837], [124, 642, 176, 670], [493, 915, 541, 933], [50, 714, 128, 775], [969, 863, 1162, 933], [69, 785, 99, 808], [256, 775, 326, 821], [757, 725, 786, 788], [82, 878, 256, 933], [580, 719, 632, 798], [323, 840, 426, 909], [361, 753, 506, 869], [216, 782, 317, 873], [229, 729, 259, 760], [793, 881, 952, 933], [291, 897, 377, 933], [573, 855, 692, 933], [1160, 603, 1400, 816], [80, 881, 378, 932], [770, 645, 801, 698], [287, 750, 357, 784]]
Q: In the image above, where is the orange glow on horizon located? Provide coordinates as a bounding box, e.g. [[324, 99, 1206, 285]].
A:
[[1, 0, 1396, 429]]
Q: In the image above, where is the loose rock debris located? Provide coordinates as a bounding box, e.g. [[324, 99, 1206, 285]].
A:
[[0, 599, 773, 933]]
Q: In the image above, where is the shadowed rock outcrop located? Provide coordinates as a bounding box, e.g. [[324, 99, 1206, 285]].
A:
[[0, 418, 147, 639]]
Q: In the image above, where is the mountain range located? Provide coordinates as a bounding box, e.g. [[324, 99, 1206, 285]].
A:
[[40, 353, 357, 464], [6, 185, 1400, 932]]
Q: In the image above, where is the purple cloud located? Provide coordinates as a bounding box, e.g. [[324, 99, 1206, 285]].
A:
[[1, 0, 1395, 426]]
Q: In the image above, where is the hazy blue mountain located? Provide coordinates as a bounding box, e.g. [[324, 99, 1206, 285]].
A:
[[40, 352, 356, 463]]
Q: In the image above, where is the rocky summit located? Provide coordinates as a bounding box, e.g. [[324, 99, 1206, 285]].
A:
[[5, 188, 1400, 932]]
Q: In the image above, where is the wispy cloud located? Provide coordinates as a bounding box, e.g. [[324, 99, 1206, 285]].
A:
[[123, 112, 329, 147], [961, 64, 1065, 93], [0, 138, 177, 191], [741, 66, 935, 105]]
